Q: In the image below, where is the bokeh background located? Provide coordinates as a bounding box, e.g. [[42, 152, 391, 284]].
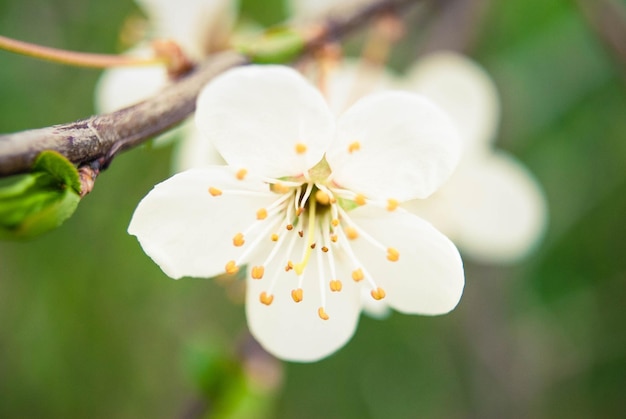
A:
[[1, 0, 625, 417]]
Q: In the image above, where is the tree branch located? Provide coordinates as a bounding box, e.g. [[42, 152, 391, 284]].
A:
[[0, 0, 418, 178]]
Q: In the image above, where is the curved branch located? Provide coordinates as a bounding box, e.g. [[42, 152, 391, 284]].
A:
[[0, 0, 418, 177]]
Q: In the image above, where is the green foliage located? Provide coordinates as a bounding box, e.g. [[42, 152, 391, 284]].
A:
[[0, 150, 81, 240], [235, 26, 306, 64]]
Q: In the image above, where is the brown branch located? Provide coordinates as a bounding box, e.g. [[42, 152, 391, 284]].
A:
[[0, 0, 419, 178]]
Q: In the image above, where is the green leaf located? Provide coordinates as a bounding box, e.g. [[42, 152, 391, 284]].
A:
[[0, 151, 81, 240], [235, 26, 306, 64]]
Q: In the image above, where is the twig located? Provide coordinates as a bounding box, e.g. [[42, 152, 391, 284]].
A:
[[0, 0, 418, 178]]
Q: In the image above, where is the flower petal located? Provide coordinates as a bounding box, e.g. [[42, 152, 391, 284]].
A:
[[128, 167, 277, 279], [171, 119, 225, 172], [245, 255, 361, 362], [407, 151, 547, 263], [136, 0, 235, 58], [94, 46, 168, 113], [405, 52, 500, 156], [326, 92, 461, 200], [196, 66, 335, 178], [347, 206, 464, 315]]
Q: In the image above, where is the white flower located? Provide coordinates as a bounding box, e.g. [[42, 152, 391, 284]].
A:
[[128, 65, 465, 362], [402, 52, 548, 263]]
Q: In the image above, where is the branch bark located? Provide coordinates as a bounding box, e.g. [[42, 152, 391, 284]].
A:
[[0, 0, 418, 177]]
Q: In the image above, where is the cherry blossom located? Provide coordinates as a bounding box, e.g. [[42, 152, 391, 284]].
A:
[[128, 65, 465, 361]]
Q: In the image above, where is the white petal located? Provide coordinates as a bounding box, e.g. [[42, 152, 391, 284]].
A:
[[348, 206, 464, 315], [326, 92, 462, 201], [408, 152, 547, 264], [171, 119, 225, 172], [196, 66, 335, 178], [128, 167, 277, 279], [326, 59, 393, 115], [405, 52, 500, 157], [245, 256, 361, 362], [94, 46, 168, 113], [136, 0, 236, 59]]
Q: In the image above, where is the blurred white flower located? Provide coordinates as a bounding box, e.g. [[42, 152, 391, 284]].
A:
[[402, 52, 548, 263], [288, 0, 368, 20], [128, 65, 465, 362], [94, 0, 236, 171]]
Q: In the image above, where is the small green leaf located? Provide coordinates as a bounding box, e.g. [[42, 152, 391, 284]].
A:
[[0, 151, 81, 240], [235, 26, 306, 64], [32, 150, 81, 193]]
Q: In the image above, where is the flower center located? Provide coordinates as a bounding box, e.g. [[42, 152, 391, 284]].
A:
[[210, 161, 401, 321]]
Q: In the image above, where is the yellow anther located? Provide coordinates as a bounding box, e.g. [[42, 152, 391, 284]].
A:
[[387, 247, 400, 262], [330, 234, 338, 243], [208, 187, 222, 196], [286, 224, 294, 231], [232, 233, 245, 247], [354, 194, 366, 206], [256, 208, 268, 220], [331, 219, 340, 227], [235, 168, 247, 180], [330, 197, 337, 204], [345, 226, 358, 240], [295, 143, 307, 154], [296, 207, 304, 216], [315, 189, 330, 205], [330, 280, 343, 292], [271, 233, 279, 242], [251, 266, 264, 279], [225, 260, 239, 274], [371, 287, 386, 300], [352, 268, 364, 282], [321, 246, 329, 253], [298, 230, 304, 238], [291, 288, 303, 302], [348, 141, 361, 153], [285, 261, 294, 272], [260, 292, 274, 305], [318, 307, 330, 320], [272, 183, 290, 193], [387, 198, 399, 211]]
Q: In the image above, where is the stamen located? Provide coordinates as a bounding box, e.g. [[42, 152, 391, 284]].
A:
[[321, 246, 329, 252], [354, 194, 366, 206], [318, 307, 330, 320], [285, 261, 294, 272], [299, 183, 314, 210], [260, 292, 274, 305], [208, 187, 222, 196], [298, 230, 304, 238], [352, 268, 364, 282], [271, 233, 279, 242], [235, 168, 247, 180], [348, 141, 361, 153], [296, 207, 304, 216], [232, 232, 245, 247], [225, 260, 239, 274], [331, 219, 340, 227], [295, 143, 307, 154], [345, 226, 358, 240], [286, 224, 294, 231], [371, 287, 386, 300], [387, 198, 399, 211], [291, 288, 303, 302], [315, 189, 330, 205], [256, 208, 268, 220], [387, 247, 400, 262], [294, 195, 317, 275], [330, 234, 338, 243], [272, 183, 291, 194], [251, 266, 264, 279], [330, 280, 342, 292]]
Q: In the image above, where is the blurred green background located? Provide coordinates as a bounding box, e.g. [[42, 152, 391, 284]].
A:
[[1, 0, 625, 417]]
